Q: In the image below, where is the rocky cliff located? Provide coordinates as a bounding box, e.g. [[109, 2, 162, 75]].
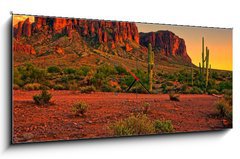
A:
[[13, 16, 192, 65], [139, 31, 191, 63]]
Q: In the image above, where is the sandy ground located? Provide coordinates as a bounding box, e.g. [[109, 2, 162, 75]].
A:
[[13, 90, 227, 143]]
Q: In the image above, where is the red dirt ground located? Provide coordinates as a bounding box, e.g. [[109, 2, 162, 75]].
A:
[[13, 90, 227, 143]]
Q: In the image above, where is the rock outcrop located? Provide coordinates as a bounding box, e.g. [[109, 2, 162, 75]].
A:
[[140, 31, 192, 63], [13, 41, 36, 55]]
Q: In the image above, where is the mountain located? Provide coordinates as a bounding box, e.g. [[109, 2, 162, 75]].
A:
[[139, 31, 191, 64], [13, 16, 193, 67]]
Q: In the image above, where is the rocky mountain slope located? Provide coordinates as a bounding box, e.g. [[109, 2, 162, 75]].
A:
[[13, 16, 192, 66]]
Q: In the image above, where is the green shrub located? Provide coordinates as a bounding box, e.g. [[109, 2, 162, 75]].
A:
[[101, 83, 115, 92], [33, 90, 52, 105], [223, 89, 232, 105], [91, 64, 117, 88], [67, 81, 79, 90], [18, 63, 47, 84], [64, 68, 77, 74], [14, 68, 24, 87], [110, 114, 155, 136], [72, 101, 88, 116], [215, 99, 232, 121], [181, 84, 188, 92], [115, 65, 128, 75], [207, 89, 219, 95], [23, 83, 41, 90], [218, 81, 232, 92], [190, 86, 203, 94], [161, 83, 167, 94], [79, 66, 91, 76], [53, 84, 65, 90], [154, 120, 174, 133], [47, 66, 61, 73], [169, 93, 180, 101], [80, 85, 96, 93]]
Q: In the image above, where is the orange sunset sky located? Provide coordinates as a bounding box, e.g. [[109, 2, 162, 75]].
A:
[[137, 23, 232, 71]]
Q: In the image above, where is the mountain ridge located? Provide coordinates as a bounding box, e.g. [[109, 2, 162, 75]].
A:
[[13, 16, 193, 66]]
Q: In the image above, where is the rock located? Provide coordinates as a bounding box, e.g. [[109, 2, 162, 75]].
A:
[[15, 21, 24, 39], [33, 17, 47, 32], [140, 31, 192, 63], [125, 43, 133, 52], [103, 31, 108, 42], [13, 41, 36, 55], [53, 18, 67, 33], [22, 18, 31, 37], [55, 46, 65, 55], [65, 19, 73, 38], [98, 28, 103, 43]]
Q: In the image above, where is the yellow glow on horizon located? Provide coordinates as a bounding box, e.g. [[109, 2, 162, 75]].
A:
[[137, 23, 232, 71], [13, 15, 35, 26]]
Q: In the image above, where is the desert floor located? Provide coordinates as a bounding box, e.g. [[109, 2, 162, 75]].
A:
[[13, 90, 227, 143]]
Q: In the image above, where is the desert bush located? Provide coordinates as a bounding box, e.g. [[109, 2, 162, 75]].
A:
[[79, 66, 91, 76], [80, 85, 96, 93], [169, 93, 180, 101], [53, 84, 65, 90], [207, 89, 219, 95], [14, 68, 24, 87], [190, 86, 204, 94], [23, 83, 41, 90], [223, 89, 232, 105], [181, 84, 188, 92], [33, 90, 52, 105], [63, 68, 77, 74], [110, 114, 155, 136], [154, 120, 174, 133], [74, 66, 91, 79], [18, 63, 47, 84], [100, 83, 115, 92], [218, 81, 232, 92], [90, 64, 116, 88], [215, 99, 232, 121], [143, 102, 150, 114], [72, 101, 88, 116], [161, 83, 167, 94], [115, 65, 128, 75], [47, 66, 61, 73], [67, 81, 79, 90]]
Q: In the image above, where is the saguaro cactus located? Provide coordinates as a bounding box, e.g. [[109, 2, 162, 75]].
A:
[[199, 37, 211, 89], [202, 37, 205, 75], [191, 67, 194, 86], [205, 47, 210, 88], [148, 43, 154, 92]]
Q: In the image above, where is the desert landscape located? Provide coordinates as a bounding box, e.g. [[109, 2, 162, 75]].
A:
[[12, 15, 232, 143]]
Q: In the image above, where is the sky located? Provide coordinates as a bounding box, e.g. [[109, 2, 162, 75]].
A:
[[137, 23, 232, 71]]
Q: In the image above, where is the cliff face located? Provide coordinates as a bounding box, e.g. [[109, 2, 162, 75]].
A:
[[13, 16, 192, 65], [140, 31, 192, 63], [14, 17, 139, 44]]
